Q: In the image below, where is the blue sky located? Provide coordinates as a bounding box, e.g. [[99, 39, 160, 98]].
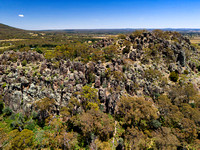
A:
[[0, 0, 200, 30]]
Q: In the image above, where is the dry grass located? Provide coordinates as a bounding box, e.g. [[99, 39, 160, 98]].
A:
[[92, 35, 118, 39], [0, 46, 11, 50], [0, 39, 26, 42], [190, 37, 200, 44]]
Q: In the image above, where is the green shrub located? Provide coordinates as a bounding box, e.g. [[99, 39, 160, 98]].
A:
[[197, 65, 200, 71], [88, 73, 95, 84], [18, 113, 25, 122], [169, 71, 179, 82], [113, 71, 126, 82], [21, 59, 27, 66], [3, 107, 13, 116], [184, 70, 189, 74], [2, 82, 7, 88], [11, 129, 34, 149], [102, 83, 107, 88], [10, 114, 17, 121], [0, 100, 4, 114], [122, 46, 130, 54], [151, 120, 162, 129], [104, 45, 119, 61], [144, 69, 162, 82], [132, 30, 146, 37], [25, 119, 36, 130], [31, 111, 38, 120], [118, 34, 126, 39], [10, 120, 23, 129], [35, 47, 43, 54], [81, 85, 100, 110]]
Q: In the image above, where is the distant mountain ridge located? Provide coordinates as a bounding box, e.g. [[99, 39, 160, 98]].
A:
[[1, 23, 200, 39], [0, 23, 25, 32], [0, 23, 30, 40], [41, 28, 200, 34]]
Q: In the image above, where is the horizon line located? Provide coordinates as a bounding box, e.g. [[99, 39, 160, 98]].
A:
[[35, 27, 200, 31], [1, 23, 200, 31]]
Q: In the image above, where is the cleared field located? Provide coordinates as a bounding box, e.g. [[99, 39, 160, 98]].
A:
[[0, 39, 26, 42], [0, 46, 11, 49], [92, 35, 118, 39], [190, 37, 200, 44]]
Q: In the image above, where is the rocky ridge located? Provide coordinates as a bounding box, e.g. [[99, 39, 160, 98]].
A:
[[0, 31, 200, 115]]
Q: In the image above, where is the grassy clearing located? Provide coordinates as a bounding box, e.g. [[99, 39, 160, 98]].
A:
[[190, 37, 200, 44], [0, 39, 26, 42], [0, 46, 11, 50]]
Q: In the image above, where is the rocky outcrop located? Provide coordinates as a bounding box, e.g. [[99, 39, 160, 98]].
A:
[[0, 32, 199, 115]]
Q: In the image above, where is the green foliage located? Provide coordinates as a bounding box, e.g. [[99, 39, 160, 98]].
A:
[[172, 118, 198, 144], [112, 71, 126, 82], [122, 46, 130, 54], [180, 103, 200, 124], [118, 34, 126, 39], [2, 82, 7, 88], [104, 45, 119, 61], [10, 129, 34, 149], [184, 70, 189, 74], [21, 59, 27, 66], [34, 97, 56, 127], [88, 73, 95, 84], [132, 30, 147, 37], [152, 29, 171, 40], [7, 113, 25, 130], [124, 126, 149, 149], [9, 53, 18, 62], [123, 40, 132, 46], [169, 83, 198, 105], [75, 109, 114, 142], [87, 102, 99, 111], [60, 97, 80, 120], [0, 99, 4, 114], [151, 120, 162, 129], [81, 85, 100, 110], [91, 49, 105, 62], [169, 71, 179, 82], [116, 96, 158, 128], [157, 95, 184, 127], [152, 127, 180, 149], [0, 92, 199, 149], [31, 111, 38, 120], [35, 97, 55, 111], [3, 107, 12, 116], [197, 65, 200, 71], [144, 68, 162, 82], [24, 119, 36, 130], [35, 47, 43, 54]]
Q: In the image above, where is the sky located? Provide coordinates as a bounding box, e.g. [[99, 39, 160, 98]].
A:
[[0, 0, 200, 30]]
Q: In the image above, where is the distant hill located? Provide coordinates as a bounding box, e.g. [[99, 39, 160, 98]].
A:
[[1, 23, 200, 39], [0, 23, 31, 40], [42, 28, 200, 34], [0, 23, 25, 32]]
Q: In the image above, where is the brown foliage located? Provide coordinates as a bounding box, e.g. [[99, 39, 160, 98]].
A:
[[116, 96, 158, 127]]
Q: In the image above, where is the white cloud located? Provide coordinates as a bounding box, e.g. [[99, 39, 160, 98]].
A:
[[18, 14, 24, 18]]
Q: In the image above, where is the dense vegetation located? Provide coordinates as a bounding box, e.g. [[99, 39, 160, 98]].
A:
[[0, 86, 200, 149], [0, 25, 200, 149]]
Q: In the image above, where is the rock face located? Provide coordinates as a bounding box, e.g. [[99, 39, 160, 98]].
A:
[[0, 32, 199, 114]]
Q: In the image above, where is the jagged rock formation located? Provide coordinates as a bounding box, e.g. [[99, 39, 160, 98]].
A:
[[0, 31, 200, 115]]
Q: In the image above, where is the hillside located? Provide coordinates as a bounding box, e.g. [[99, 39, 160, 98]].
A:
[[0, 23, 31, 39], [0, 23, 25, 32], [0, 30, 200, 149]]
